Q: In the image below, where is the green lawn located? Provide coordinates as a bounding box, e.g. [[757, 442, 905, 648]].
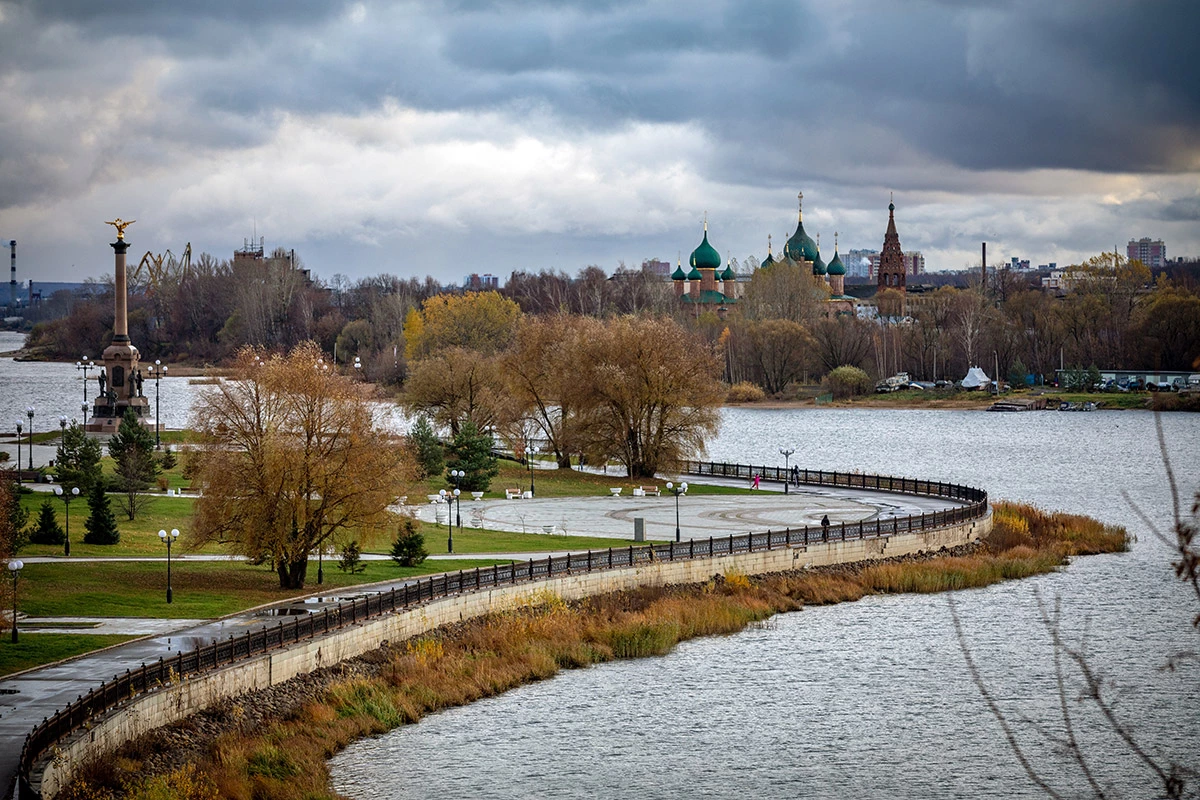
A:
[[0, 634, 137, 678], [17, 492, 227, 557], [389, 521, 660, 555], [16, 558, 508, 620]]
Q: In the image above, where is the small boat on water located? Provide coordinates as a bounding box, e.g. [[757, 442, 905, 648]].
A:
[[1058, 401, 1098, 411]]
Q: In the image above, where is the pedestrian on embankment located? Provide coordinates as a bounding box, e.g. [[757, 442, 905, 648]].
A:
[[752, 474, 760, 490], [821, 514, 830, 541]]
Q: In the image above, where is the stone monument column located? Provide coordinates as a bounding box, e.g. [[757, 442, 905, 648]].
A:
[[87, 219, 150, 432], [112, 237, 130, 343]]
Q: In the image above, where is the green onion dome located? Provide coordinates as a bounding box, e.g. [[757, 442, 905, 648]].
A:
[[721, 264, 736, 281], [762, 252, 775, 267], [687, 265, 703, 280], [827, 249, 846, 276], [784, 200, 819, 264], [812, 249, 827, 276], [671, 263, 687, 280], [689, 223, 722, 271]]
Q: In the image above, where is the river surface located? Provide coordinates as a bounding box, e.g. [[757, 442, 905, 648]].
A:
[[329, 408, 1200, 799], [4, 334, 1199, 796]]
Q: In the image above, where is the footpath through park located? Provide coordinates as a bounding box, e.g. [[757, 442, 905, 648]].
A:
[[1, 477, 970, 796]]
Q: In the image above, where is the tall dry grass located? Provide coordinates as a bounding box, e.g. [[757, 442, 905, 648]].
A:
[[66, 501, 1128, 800]]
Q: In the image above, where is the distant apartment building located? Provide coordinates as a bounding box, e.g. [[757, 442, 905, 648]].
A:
[[1009, 257, 1031, 271], [1127, 237, 1166, 268], [1036, 262, 1058, 271], [464, 273, 500, 290], [640, 258, 671, 277], [844, 249, 876, 278], [868, 250, 923, 279]]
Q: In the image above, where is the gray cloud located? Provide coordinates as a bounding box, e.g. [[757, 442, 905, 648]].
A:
[[1, 0, 1198, 281]]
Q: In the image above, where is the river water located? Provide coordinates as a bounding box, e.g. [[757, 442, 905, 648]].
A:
[[330, 408, 1200, 798], [4, 332, 1198, 796]]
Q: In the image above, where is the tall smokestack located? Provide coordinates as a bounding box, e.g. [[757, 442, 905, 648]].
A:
[[8, 240, 15, 308], [981, 242, 987, 290]]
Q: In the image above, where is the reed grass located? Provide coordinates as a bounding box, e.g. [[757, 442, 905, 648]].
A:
[[62, 500, 1128, 800]]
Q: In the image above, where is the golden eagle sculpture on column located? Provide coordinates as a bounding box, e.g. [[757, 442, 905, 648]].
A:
[[104, 218, 136, 240]]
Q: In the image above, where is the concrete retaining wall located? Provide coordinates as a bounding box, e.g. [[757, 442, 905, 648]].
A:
[[36, 514, 988, 797]]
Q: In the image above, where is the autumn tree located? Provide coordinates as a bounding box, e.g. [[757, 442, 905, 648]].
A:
[[191, 343, 412, 589], [566, 316, 722, 478], [741, 260, 829, 324], [501, 315, 587, 468], [404, 347, 509, 436], [403, 291, 522, 360], [745, 318, 814, 395]]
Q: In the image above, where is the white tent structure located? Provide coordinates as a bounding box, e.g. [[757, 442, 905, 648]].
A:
[[962, 366, 992, 390]]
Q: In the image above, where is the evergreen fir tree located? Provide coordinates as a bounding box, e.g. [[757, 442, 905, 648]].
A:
[[55, 421, 103, 494], [390, 517, 428, 567], [109, 408, 159, 520], [409, 415, 444, 479], [83, 480, 120, 545], [447, 421, 498, 492], [29, 498, 65, 545]]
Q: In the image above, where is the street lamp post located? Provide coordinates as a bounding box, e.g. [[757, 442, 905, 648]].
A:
[[157, 528, 179, 603], [25, 407, 34, 472], [76, 356, 94, 405], [449, 469, 464, 532], [439, 489, 454, 553], [148, 360, 167, 449], [353, 355, 362, 378], [54, 486, 80, 557], [666, 481, 688, 542], [13, 421, 22, 484], [7, 560, 22, 643], [526, 441, 538, 496], [779, 447, 795, 495]]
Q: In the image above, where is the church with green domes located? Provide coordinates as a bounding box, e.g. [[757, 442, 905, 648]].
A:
[[670, 191, 859, 316], [671, 217, 740, 311]]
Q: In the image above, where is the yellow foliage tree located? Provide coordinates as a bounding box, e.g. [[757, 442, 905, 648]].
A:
[[403, 291, 522, 360], [190, 342, 413, 589]]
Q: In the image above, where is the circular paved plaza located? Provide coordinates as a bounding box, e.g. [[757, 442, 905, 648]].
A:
[[415, 483, 968, 542]]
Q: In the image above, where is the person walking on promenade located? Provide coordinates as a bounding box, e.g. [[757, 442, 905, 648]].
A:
[[792, 465, 800, 488], [752, 474, 761, 490], [821, 514, 830, 541]]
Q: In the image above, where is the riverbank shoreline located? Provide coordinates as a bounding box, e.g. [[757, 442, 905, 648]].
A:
[[60, 502, 1128, 800]]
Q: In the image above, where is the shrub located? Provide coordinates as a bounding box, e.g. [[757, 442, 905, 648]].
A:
[[390, 518, 428, 567], [725, 381, 766, 403], [159, 448, 178, 471], [338, 540, 365, 574], [823, 365, 873, 399]]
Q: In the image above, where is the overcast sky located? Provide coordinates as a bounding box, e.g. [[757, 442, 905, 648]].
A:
[[2, 0, 1197, 285]]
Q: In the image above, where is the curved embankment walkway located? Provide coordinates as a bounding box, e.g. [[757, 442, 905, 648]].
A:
[[13, 464, 988, 799]]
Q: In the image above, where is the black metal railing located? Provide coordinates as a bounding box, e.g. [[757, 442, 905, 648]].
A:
[[17, 461, 987, 797]]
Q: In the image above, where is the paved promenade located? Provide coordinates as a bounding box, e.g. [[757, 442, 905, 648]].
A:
[[1, 481, 968, 796]]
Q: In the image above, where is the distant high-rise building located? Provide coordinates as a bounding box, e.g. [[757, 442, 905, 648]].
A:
[[641, 258, 671, 277], [846, 249, 876, 278], [904, 251, 925, 276], [464, 273, 500, 290], [1127, 237, 1166, 268], [1009, 257, 1031, 271]]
